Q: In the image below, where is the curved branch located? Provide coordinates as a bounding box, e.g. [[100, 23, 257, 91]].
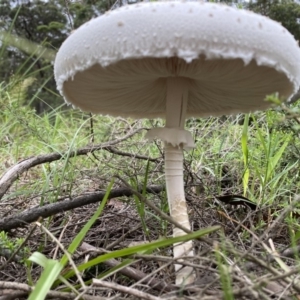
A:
[[0, 281, 101, 300], [0, 128, 145, 200], [103, 146, 160, 162], [0, 185, 164, 231]]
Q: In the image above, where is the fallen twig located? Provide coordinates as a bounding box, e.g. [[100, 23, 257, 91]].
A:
[[0, 281, 103, 300], [103, 146, 160, 162], [0, 185, 164, 231], [92, 279, 162, 300], [0, 128, 145, 200], [80, 242, 175, 292]]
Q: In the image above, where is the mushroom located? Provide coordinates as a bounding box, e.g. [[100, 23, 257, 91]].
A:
[[54, 1, 300, 285]]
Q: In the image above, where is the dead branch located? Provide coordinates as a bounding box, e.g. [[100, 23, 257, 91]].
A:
[[0, 281, 104, 300], [0, 290, 27, 300], [103, 146, 160, 162], [92, 279, 162, 300], [0, 185, 164, 231], [0, 128, 146, 200]]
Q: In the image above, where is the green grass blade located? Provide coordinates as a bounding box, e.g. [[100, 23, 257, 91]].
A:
[[142, 160, 150, 197], [241, 114, 250, 196], [266, 135, 290, 181], [59, 179, 114, 267], [28, 252, 64, 300], [61, 226, 220, 280]]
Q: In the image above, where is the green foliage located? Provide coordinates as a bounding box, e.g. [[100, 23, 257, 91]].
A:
[[0, 231, 30, 262], [0, 77, 37, 143], [247, 0, 300, 40], [269, 2, 300, 41], [247, 0, 281, 15], [0, 0, 143, 112], [242, 109, 297, 204]]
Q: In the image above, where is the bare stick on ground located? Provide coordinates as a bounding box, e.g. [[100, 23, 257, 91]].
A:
[[0, 185, 164, 231], [80, 242, 175, 293], [92, 279, 162, 300], [0, 281, 104, 300]]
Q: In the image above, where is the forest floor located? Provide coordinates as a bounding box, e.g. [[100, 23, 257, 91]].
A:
[[0, 160, 299, 300]]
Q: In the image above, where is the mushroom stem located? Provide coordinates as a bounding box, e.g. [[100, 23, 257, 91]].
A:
[[164, 143, 195, 285], [164, 77, 195, 285], [146, 77, 195, 284]]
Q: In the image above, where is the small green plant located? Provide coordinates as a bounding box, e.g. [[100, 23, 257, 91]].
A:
[[0, 231, 30, 262]]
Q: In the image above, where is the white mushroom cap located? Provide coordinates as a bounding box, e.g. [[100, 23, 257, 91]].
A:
[[54, 1, 300, 119]]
